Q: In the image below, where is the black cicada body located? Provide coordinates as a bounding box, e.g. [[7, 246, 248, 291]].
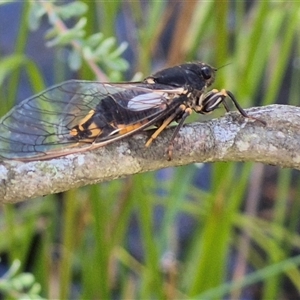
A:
[[0, 62, 263, 161]]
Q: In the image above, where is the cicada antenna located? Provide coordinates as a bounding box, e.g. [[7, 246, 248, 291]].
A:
[[216, 62, 232, 71]]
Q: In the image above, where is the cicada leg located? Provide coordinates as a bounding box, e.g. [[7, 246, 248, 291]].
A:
[[200, 89, 266, 125]]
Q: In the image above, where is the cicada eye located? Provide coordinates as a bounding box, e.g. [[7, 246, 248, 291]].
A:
[[201, 66, 213, 80]]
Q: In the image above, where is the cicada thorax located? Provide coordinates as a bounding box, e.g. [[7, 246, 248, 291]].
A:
[[148, 62, 216, 91]]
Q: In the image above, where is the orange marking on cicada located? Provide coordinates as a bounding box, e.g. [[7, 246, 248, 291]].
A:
[[117, 121, 149, 135], [70, 128, 79, 136], [69, 110, 102, 139], [74, 110, 95, 133], [86, 122, 102, 138]]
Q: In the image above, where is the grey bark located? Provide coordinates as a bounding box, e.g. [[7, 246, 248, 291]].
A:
[[0, 104, 299, 203]]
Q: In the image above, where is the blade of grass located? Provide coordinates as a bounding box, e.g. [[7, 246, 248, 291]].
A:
[[183, 162, 254, 296], [185, 163, 235, 295], [195, 255, 300, 299], [214, 0, 229, 68], [237, 3, 286, 101], [88, 184, 111, 299], [159, 165, 196, 255], [59, 189, 80, 300], [263, 5, 300, 105], [185, 2, 215, 60], [133, 173, 164, 299], [7, 2, 31, 105], [235, 215, 300, 292]]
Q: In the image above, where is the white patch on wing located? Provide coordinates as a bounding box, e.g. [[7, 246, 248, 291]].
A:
[[109, 128, 121, 136], [127, 92, 165, 111]]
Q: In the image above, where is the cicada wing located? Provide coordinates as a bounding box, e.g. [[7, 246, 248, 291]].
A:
[[0, 81, 121, 159], [0, 80, 171, 160]]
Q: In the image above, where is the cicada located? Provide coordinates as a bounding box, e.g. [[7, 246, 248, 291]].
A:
[[0, 62, 264, 161]]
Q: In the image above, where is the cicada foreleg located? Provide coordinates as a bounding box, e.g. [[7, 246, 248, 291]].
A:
[[200, 89, 266, 125]]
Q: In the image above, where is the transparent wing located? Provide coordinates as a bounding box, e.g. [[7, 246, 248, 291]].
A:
[[0, 80, 175, 160]]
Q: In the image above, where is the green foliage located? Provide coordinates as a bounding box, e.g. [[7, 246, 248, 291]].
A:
[[1, 0, 300, 299], [0, 260, 44, 299], [29, 1, 128, 77]]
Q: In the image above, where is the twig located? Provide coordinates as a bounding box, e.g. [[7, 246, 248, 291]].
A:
[[1, 104, 299, 203]]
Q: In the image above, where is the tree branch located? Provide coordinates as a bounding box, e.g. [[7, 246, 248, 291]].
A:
[[0, 104, 299, 203]]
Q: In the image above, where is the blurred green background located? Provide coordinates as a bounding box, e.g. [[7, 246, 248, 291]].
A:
[[1, 1, 300, 299]]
